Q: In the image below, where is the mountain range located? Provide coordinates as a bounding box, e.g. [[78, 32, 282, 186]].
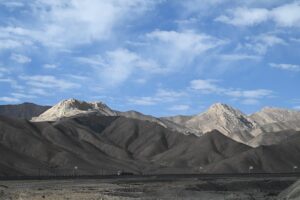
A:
[[0, 98, 300, 176]]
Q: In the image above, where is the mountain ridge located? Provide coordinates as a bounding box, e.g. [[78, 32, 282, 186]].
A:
[[3, 98, 300, 147]]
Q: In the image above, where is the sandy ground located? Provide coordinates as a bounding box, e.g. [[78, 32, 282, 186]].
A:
[[0, 177, 297, 200]]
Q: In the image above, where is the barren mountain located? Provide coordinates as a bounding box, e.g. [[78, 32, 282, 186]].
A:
[[0, 103, 50, 119], [0, 114, 251, 176], [32, 99, 198, 135], [247, 130, 299, 147], [161, 115, 193, 125], [250, 107, 300, 126], [183, 103, 258, 143], [2, 113, 300, 176], [205, 132, 300, 173], [32, 98, 117, 122]]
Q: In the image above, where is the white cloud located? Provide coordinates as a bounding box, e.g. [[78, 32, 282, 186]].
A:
[[0, 1, 24, 8], [244, 34, 286, 55], [0, 97, 20, 103], [270, 63, 300, 72], [190, 79, 222, 93], [78, 48, 163, 86], [272, 2, 300, 27], [128, 88, 185, 106], [146, 30, 226, 69], [11, 93, 36, 99], [29, 88, 49, 96], [156, 89, 186, 100], [216, 7, 269, 26], [241, 99, 260, 105], [226, 89, 273, 99], [190, 79, 273, 105], [168, 104, 190, 111], [0, 39, 22, 50], [147, 30, 224, 54], [220, 54, 261, 61], [43, 64, 58, 69], [19, 75, 79, 91], [128, 97, 157, 106], [10, 54, 31, 64], [216, 2, 300, 27], [0, 78, 14, 83], [0, 0, 159, 49], [0, 67, 10, 73]]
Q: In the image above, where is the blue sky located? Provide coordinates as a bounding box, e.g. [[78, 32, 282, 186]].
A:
[[0, 0, 300, 116]]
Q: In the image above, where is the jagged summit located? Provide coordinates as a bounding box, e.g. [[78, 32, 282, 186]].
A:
[[206, 103, 245, 116], [184, 102, 257, 142], [31, 98, 117, 122]]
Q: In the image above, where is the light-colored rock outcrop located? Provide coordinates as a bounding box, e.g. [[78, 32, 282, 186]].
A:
[[32, 98, 117, 122], [182, 103, 258, 143], [250, 107, 300, 126]]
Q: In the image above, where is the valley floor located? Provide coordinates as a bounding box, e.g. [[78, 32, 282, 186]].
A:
[[0, 176, 297, 200]]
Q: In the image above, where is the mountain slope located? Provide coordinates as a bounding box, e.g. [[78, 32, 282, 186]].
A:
[[184, 103, 257, 143], [32, 99, 198, 135], [250, 107, 300, 126], [0, 103, 50, 119], [32, 98, 117, 121], [247, 130, 300, 147], [205, 133, 300, 173], [0, 114, 251, 175], [1, 113, 300, 175], [152, 130, 251, 169]]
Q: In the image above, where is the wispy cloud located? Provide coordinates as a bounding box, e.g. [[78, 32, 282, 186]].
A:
[[270, 63, 300, 72], [19, 75, 79, 91], [43, 64, 58, 69], [0, 1, 24, 8], [216, 2, 300, 27], [78, 48, 163, 86], [168, 104, 190, 111], [190, 79, 273, 105], [128, 88, 186, 106], [145, 30, 227, 70], [0, 0, 160, 50], [0, 96, 20, 103], [10, 54, 31, 64], [190, 79, 222, 94], [11, 93, 36, 99], [219, 54, 261, 61]]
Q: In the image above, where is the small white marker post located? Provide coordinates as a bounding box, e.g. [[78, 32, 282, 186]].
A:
[[199, 166, 203, 173], [293, 166, 298, 173], [74, 166, 78, 176], [248, 166, 254, 174]]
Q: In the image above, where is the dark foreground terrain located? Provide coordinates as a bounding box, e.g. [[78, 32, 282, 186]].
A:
[[0, 176, 298, 200], [1, 114, 300, 176]]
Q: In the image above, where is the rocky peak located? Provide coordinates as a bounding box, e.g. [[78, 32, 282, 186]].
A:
[[250, 106, 300, 125], [31, 98, 116, 122], [184, 103, 258, 143], [206, 103, 244, 116]]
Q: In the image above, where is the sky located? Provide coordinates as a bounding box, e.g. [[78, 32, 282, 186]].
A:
[[0, 0, 300, 116]]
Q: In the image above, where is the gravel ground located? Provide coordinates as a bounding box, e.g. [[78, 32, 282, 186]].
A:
[[0, 177, 297, 200]]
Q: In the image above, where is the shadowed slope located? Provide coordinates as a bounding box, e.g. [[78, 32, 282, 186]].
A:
[[0, 103, 50, 119], [205, 133, 300, 173]]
